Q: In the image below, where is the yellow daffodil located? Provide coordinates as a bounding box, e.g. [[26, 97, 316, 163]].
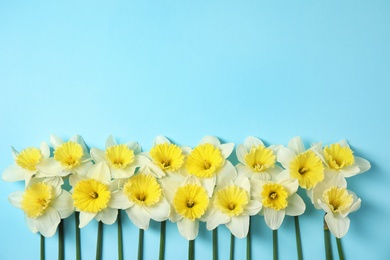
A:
[[8, 176, 74, 237], [90, 135, 149, 179], [3, 142, 50, 185], [236, 136, 282, 181], [109, 173, 170, 230], [204, 175, 262, 238], [318, 186, 361, 238]]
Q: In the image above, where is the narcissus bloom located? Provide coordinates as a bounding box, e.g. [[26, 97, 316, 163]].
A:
[[37, 135, 92, 177], [90, 135, 148, 179], [204, 175, 262, 238], [236, 136, 282, 181], [184, 136, 235, 196], [277, 137, 324, 189], [252, 178, 305, 230], [109, 172, 170, 230], [8, 177, 74, 237], [318, 186, 361, 238], [3, 142, 50, 185], [70, 162, 118, 228]]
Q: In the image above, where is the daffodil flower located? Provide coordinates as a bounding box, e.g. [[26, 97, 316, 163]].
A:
[[3, 142, 50, 185], [70, 162, 118, 228], [252, 178, 305, 230], [277, 137, 325, 189], [109, 172, 170, 230], [37, 135, 92, 177], [204, 175, 262, 238], [318, 186, 361, 238], [8, 176, 74, 237], [236, 136, 282, 181], [184, 136, 235, 196], [164, 176, 209, 240], [90, 135, 148, 179]]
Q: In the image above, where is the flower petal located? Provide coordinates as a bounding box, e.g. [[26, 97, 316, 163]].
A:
[[145, 197, 170, 222], [40, 141, 50, 158], [264, 207, 285, 230], [206, 209, 230, 231], [35, 207, 61, 237], [109, 191, 133, 209], [236, 145, 247, 165], [127, 142, 141, 154], [199, 176, 216, 197], [277, 147, 296, 169], [216, 161, 237, 188], [354, 157, 371, 174], [96, 208, 118, 225], [325, 214, 350, 238], [75, 161, 93, 176], [126, 205, 151, 230], [154, 136, 171, 145], [243, 200, 262, 216], [36, 158, 63, 177], [2, 164, 27, 182], [90, 148, 106, 163], [8, 191, 23, 208], [50, 135, 63, 148], [177, 218, 199, 240], [199, 136, 221, 146], [87, 162, 111, 184], [286, 194, 305, 216], [79, 212, 96, 228], [288, 137, 305, 154], [226, 215, 249, 238], [51, 191, 74, 219], [279, 178, 298, 196], [243, 136, 264, 150], [220, 143, 234, 159]]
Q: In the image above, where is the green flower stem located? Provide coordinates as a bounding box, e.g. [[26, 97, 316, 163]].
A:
[[324, 220, 333, 260], [188, 239, 195, 260], [118, 211, 123, 260], [75, 212, 81, 260], [336, 238, 345, 260], [58, 220, 64, 260], [40, 234, 45, 260], [213, 228, 218, 260], [138, 229, 144, 260], [273, 229, 278, 260], [247, 223, 251, 260], [159, 221, 166, 260], [294, 216, 303, 260], [230, 233, 235, 260], [96, 221, 103, 260]]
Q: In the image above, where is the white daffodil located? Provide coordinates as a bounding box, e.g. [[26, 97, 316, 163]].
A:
[[165, 176, 209, 240], [184, 136, 235, 196], [318, 186, 361, 238], [204, 175, 262, 238], [109, 172, 170, 230], [8, 176, 74, 237], [37, 134, 92, 177], [70, 162, 118, 228], [90, 135, 148, 179], [142, 135, 190, 179], [277, 137, 324, 189], [236, 136, 282, 181], [252, 178, 305, 230], [3, 142, 50, 185]]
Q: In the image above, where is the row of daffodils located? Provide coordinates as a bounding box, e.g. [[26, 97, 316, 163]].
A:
[[3, 135, 370, 240]]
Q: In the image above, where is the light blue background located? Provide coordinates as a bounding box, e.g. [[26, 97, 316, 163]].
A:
[[1, 1, 389, 259]]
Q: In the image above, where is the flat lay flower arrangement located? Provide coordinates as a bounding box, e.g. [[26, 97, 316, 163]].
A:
[[2, 135, 371, 260]]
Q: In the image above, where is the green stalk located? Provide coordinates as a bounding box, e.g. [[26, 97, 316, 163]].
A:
[[118, 211, 123, 260], [213, 228, 218, 260], [96, 221, 103, 260], [138, 229, 144, 260], [41, 234, 45, 260], [294, 216, 303, 260], [188, 239, 195, 260], [246, 224, 251, 260], [58, 220, 64, 260], [75, 212, 81, 260], [273, 229, 278, 260], [324, 220, 333, 260], [159, 221, 166, 260], [336, 238, 345, 260], [230, 233, 235, 260]]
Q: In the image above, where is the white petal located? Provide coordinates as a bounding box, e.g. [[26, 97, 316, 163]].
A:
[[90, 148, 106, 163], [109, 191, 133, 209], [216, 161, 237, 188], [35, 207, 61, 237], [199, 176, 216, 197], [288, 137, 305, 154], [268, 165, 285, 181], [127, 142, 141, 154], [8, 191, 23, 208], [338, 139, 349, 148], [349, 198, 361, 214], [235, 164, 253, 177], [40, 141, 50, 158], [69, 174, 84, 187], [71, 135, 89, 156], [44, 176, 64, 197], [154, 136, 171, 145], [75, 161, 93, 176], [286, 194, 305, 216], [325, 214, 350, 238], [277, 147, 296, 169], [2, 164, 28, 182], [25, 216, 38, 234], [79, 212, 96, 228], [177, 218, 199, 240], [126, 205, 151, 230], [144, 162, 166, 178], [50, 135, 63, 148], [51, 191, 74, 219], [264, 208, 285, 230], [236, 145, 247, 165], [199, 136, 221, 146], [145, 198, 170, 222], [243, 200, 262, 216], [340, 165, 360, 178], [279, 178, 298, 196], [87, 162, 111, 184], [226, 215, 249, 238], [206, 210, 230, 230], [354, 157, 371, 174], [243, 136, 264, 150], [111, 168, 134, 179], [105, 135, 117, 148], [234, 175, 250, 193], [96, 208, 118, 225], [220, 143, 234, 159], [36, 158, 63, 176]]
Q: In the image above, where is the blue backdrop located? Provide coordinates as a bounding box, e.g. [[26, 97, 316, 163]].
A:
[[1, 1, 389, 259]]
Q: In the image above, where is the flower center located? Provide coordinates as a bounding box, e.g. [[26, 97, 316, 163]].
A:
[[123, 174, 162, 206], [54, 141, 84, 169], [185, 144, 223, 178], [289, 150, 324, 189], [323, 187, 353, 213], [324, 144, 355, 170], [214, 185, 249, 216], [16, 147, 42, 171], [21, 182, 53, 218], [150, 143, 184, 171], [105, 144, 134, 169], [173, 184, 209, 220], [245, 145, 276, 172], [72, 179, 111, 213], [261, 183, 288, 211]]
